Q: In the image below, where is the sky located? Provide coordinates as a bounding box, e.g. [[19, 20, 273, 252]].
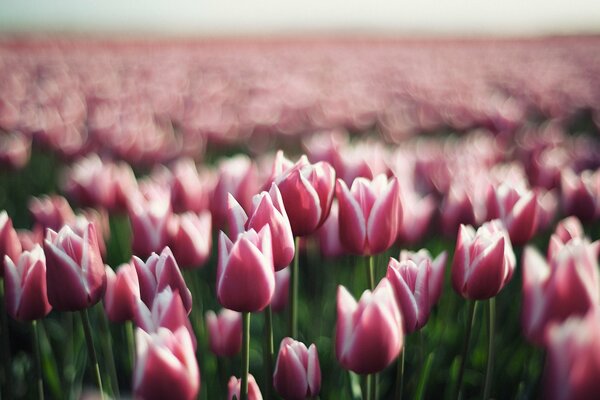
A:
[[1, 0, 599, 36]]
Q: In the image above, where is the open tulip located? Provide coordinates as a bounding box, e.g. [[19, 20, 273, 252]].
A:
[[44, 222, 106, 311], [336, 279, 403, 374], [273, 337, 321, 400], [336, 174, 402, 255], [0, 211, 22, 276], [205, 308, 242, 357], [134, 327, 200, 400], [104, 263, 140, 323], [3, 245, 51, 321], [216, 226, 274, 312], [169, 211, 212, 268], [227, 374, 263, 400], [451, 220, 516, 300]]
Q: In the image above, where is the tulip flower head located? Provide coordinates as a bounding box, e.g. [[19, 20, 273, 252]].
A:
[[29, 195, 76, 232], [227, 374, 263, 400], [3, 245, 51, 321], [0, 211, 22, 276], [273, 337, 321, 400], [205, 308, 242, 357], [103, 263, 140, 323], [316, 200, 345, 259], [168, 211, 212, 269], [451, 220, 516, 300], [271, 267, 290, 313], [336, 279, 403, 374]]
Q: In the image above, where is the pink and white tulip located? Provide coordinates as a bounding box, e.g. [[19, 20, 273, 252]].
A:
[[227, 374, 263, 400], [205, 308, 242, 357], [104, 263, 140, 323], [0, 211, 22, 276], [273, 337, 321, 400], [271, 267, 291, 313], [168, 211, 212, 269]]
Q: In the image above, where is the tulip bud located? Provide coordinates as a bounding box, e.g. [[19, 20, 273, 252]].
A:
[[62, 154, 118, 210], [216, 227, 274, 312], [134, 327, 200, 400], [273, 337, 321, 400], [227, 374, 263, 400], [486, 183, 539, 245], [336, 279, 403, 374], [3, 245, 51, 321], [271, 267, 290, 313], [44, 222, 106, 311], [205, 308, 242, 357], [104, 263, 140, 323], [0, 211, 22, 276], [451, 220, 516, 300], [336, 175, 402, 255], [399, 249, 447, 307], [29, 195, 76, 232], [132, 247, 192, 313], [170, 158, 212, 213], [169, 211, 212, 269]]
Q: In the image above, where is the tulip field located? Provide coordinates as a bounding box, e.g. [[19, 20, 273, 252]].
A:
[[1, 36, 600, 400]]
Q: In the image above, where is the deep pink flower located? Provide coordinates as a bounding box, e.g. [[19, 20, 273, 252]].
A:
[[0, 211, 22, 276], [169, 158, 212, 213], [273, 337, 321, 400], [104, 263, 140, 323], [440, 186, 477, 238], [316, 200, 345, 259], [168, 211, 212, 269], [205, 308, 242, 357], [336, 279, 403, 374], [271, 267, 290, 313], [399, 249, 447, 306], [561, 169, 599, 221], [227, 374, 263, 400], [397, 190, 435, 245]]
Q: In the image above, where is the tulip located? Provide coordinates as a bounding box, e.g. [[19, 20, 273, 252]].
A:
[[3, 245, 51, 321], [17, 227, 43, 252], [271, 267, 290, 313], [273, 337, 321, 400], [0, 211, 22, 276], [132, 247, 192, 313], [522, 240, 600, 345], [543, 311, 600, 400], [104, 263, 140, 323], [451, 220, 516, 300], [227, 374, 263, 400], [216, 227, 274, 312], [316, 200, 345, 259], [205, 308, 242, 357], [29, 195, 75, 232], [399, 249, 447, 307], [134, 327, 200, 400], [0, 131, 30, 169], [274, 154, 335, 237], [561, 169, 599, 221], [169, 211, 212, 268], [44, 222, 106, 311], [397, 190, 435, 245], [169, 158, 212, 213], [547, 216, 587, 259], [440, 186, 477, 238], [336, 279, 403, 374], [336, 175, 402, 255], [62, 154, 119, 209]]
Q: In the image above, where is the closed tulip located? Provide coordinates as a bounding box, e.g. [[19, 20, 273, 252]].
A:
[[169, 211, 212, 269], [451, 220, 516, 300], [0, 211, 22, 276], [134, 327, 200, 400], [227, 374, 263, 400], [399, 249, 447, 307], [216, 226, 274, 312], [336, 174, 402, 255], [561, 169, 599, 221], [3, 245, 51, 321], [316, 200, 345, 259], [169, 157, 212, 213], [336, 279, 403, 374], [132, 247, 192, 313], [547, 216, 585, 259], [271, 267, 290, 313], [44, 222, 106, 311], [205, 308, 242, 357], [273, 337, 321, 400], [29, 195, 76, 232], [104, 263, 140, 323]]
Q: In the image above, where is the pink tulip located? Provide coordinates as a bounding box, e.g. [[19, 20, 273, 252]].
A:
[[274, 154, 335, 236], [17, 227, 43, 252], [543, 311, 600, 400], [169, 211, 212, 269], [561, 169, 599, 221], [336, 279, 403, 374], [399, 249, 447, 306], [63, 154, 119, 210], [205, 308, 242, 357], [3, 245, 51, 321], [547, 216, 586, 259], [336, 175, 402, 255], [316, 200, 345, 259], [397, 190, 435, 245], [451, 220, 516, 300], [29, 195, 75, 232], [260, 150, 295, 191], [271, 267, 290, 313], [486, 183, 539, 245], [134, 327, 199, 400], [0, 131, 30, 169], [0, 211, 22, 276], [227, 374, 263, 400], [132, 247, 192, 313], [169, 158, 212, 213], [104, 263, 140, 323], [440, 186, 477, 238], [216, 227, 274, 312], [273, 337, 321, 400], [535, 188, 558, 232], [522, 240, 600, 345], [44, 222, 106, 311]]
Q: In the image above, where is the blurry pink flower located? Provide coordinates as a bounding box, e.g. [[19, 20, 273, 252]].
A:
[[3, 245, 51, 321], [134, 327, 199, 400], [397, 190, 435, 245], [44, 222, 106, 311], [535, 188, 558, 232], [29, 195, 75, 232], [316, 200, 345, 259], [336, 175, 402, 255], [104, 263, 140, 323], [543, 311, 600, 400], [271, 267, 290, 313], [0, 132, 30, 169], [547, 216, 586, 259], [522, 240, 600, 345], [273, 337, 321, 400], [486, 183, 539, 245], [336, 279, 403, 374], [132, 247, 192, 313], [561, 169, 599, 221], [63, 154, 119, 210], [216, 227, 274, 312], [169, 211, 212, 269], [17, 227, 43, 252], [451, 220, 516, 300], [440, 186, 477, 238], [170, 158, 213, 213], [0, 211, 22, 276], [227, 374, 263, 400], [260, 150, 295, 191], [399, 249, 447, 306], [205, 308, 242, 357]]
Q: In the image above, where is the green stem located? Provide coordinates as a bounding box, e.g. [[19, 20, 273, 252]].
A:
[[241, 312, 251, 400], [483, 298, 496, 400], [395, 346, 405, 400], [289, 236, 300, 338], [367, 256, 375, 290], [456, 300, 477, 400], [365, 374, 372, 400], [98, 307, 119, 398], [263, 306, 274, 400], [0, 283, 13, 400], [32, 320, 44, 400], [80, 309, 104, 400], [415, 353, 434, 400], [125, 321, 135, 375]]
